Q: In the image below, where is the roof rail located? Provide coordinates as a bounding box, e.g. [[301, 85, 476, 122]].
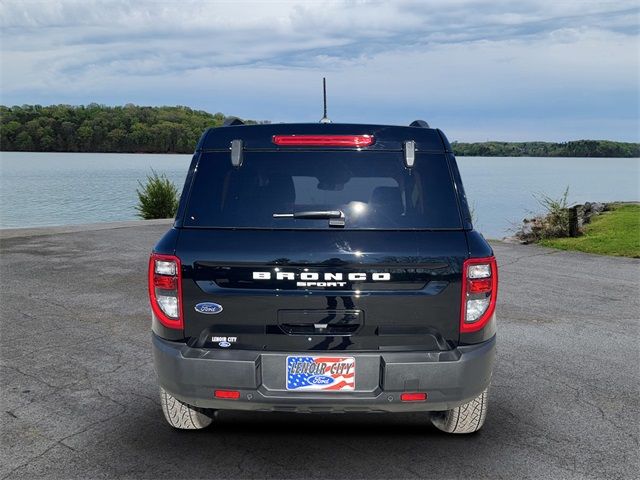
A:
[[409, 119, 430, 128], [223, 117, 245, 127]]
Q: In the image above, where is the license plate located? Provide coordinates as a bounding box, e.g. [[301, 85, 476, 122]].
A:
[[286, 356, 356, 391]]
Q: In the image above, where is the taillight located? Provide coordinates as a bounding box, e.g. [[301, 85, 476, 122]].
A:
[[272, 134, 375, 147], [460, 256, 498, 333], [148, 253, 183, 329]]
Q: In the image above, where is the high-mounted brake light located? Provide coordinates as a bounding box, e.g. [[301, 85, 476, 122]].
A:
[[272, 134, 375, 147], [460, 256, 498, 333], [148, 253, 183, 330]]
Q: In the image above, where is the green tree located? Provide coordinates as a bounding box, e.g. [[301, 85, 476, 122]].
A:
[[76, 124, 93, 151], [14, 131, 34, 150]]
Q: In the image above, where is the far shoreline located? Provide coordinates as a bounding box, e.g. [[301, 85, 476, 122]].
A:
[[3, 105, 638, 158], [1, 150, 639, 159]]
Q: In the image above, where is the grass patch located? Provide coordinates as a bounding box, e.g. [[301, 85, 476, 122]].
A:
[[539, 203, 640, 258]]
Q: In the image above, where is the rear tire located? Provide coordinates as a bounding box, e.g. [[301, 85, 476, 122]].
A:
[[431, 388, 488, 434], [160, 387, 214, 430]]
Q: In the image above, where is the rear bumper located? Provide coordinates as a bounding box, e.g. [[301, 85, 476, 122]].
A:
[[152, 334, 496, 413]]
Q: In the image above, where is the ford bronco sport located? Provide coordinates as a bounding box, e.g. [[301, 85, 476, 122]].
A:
[[149, 119, 497, 434]]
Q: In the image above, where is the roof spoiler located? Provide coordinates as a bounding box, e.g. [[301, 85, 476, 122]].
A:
[[402, 120, 428, 167], [230, 139, 243, 167], [403, 140, 415, 168], [225, 118, 245, 166]]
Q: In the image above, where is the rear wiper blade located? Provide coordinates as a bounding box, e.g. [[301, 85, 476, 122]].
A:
[[273, 210, 343, 219], [273, 210, 345, 227]]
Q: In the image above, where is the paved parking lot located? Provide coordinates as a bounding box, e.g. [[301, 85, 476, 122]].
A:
[[1, 222, 638, 479]]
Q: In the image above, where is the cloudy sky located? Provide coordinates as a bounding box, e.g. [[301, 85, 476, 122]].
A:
[[1, 0, 638, 141]]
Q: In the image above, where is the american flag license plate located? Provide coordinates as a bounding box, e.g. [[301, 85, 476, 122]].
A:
[[286, 356, 356, 391]]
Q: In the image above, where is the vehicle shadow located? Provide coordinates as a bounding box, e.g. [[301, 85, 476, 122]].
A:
[[105, 407, 506, 479]]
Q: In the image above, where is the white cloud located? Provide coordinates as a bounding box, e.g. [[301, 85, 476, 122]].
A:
[[0, 0, 638, 140]]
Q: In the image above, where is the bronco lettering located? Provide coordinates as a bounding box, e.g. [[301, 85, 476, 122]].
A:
[[252, 271, 391, 281]]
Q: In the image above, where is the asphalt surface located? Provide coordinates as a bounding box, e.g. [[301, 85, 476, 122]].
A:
[[1, 222, 638, 479]]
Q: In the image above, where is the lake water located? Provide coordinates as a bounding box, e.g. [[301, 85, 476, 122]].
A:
[[1, 152, 638, 238]]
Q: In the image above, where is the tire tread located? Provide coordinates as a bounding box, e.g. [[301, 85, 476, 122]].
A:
[[160, 387, 213, 430], [431, 388, 488, 434]]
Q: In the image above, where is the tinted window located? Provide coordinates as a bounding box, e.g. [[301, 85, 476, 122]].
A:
[[184, 151, 462, 229]]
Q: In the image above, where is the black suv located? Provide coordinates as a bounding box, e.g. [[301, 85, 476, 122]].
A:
[[149, 120, 497, 434]]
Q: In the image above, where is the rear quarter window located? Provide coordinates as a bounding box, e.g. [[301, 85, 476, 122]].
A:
[[183, 150, 462, 229]]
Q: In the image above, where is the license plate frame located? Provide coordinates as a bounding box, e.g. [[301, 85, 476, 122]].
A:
[[286, 355, 356, 391]]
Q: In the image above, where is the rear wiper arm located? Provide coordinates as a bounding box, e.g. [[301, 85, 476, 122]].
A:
[[273, 210, 343, 219], [273, 210, 345, 227]]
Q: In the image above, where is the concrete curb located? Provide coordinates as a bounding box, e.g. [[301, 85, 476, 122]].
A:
[[0, 218, 173, 240]]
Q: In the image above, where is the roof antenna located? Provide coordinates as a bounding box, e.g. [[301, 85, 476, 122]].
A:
[[319, 77, 331, 124]]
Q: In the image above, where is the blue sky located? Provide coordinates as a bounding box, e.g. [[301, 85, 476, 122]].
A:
[[1, 0, 638, 142]]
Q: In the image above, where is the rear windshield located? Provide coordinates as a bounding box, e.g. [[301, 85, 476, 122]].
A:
[[183, 151, 462, 229]]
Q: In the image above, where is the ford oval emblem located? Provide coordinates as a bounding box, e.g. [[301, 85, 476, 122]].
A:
[[306, 375, 333, 386], [194, 302, 223, 315], [218, 341, 231, 348]]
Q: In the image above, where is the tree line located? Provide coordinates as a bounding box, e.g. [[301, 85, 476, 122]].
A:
[[0, 104, 259, 154], [452, 140, 639, 158], [1, 104, 638, 157]]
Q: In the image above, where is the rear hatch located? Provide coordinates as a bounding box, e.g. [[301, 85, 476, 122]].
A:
[[176, 141, 467, 352]]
